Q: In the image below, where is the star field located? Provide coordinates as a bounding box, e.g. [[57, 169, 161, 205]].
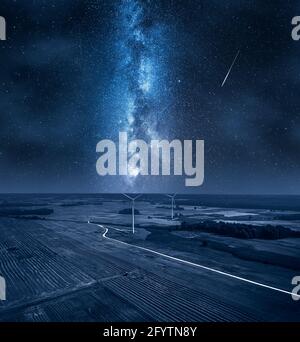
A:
[[0, 0, 299, 193]]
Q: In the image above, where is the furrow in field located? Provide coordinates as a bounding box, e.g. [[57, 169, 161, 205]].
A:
[[103, 276, 202, 321], [144, 271, 259, 322]]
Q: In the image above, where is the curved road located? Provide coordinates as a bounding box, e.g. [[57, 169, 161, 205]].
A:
[[88, 221, 299, 299]]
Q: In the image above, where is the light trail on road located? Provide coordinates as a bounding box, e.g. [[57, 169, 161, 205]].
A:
[[88, 221, 300, 299]]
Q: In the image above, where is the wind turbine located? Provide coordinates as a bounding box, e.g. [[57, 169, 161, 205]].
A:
[[166, 193, 177, 220], [123, 194, 142, 234]]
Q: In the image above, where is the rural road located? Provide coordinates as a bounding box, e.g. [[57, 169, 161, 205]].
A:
[[88, 221, 299, 299], [1, 217, 299, 322]]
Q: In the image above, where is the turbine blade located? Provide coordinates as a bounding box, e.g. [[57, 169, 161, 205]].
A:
[[123, 193, 134, 200]]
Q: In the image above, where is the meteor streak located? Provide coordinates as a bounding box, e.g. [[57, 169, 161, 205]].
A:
[[221, 50, 240, 87]]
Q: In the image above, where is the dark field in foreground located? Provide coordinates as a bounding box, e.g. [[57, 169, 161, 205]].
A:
[[0, 194, 300, 322]]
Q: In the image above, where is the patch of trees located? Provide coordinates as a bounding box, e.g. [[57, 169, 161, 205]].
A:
[[180, 220, 300, 240], [0, 208, 54, 217], [118, 208, 140, 215], [274, 214, 300, 221]]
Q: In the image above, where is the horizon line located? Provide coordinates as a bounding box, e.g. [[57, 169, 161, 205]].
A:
[[0, 192, 300, 196]]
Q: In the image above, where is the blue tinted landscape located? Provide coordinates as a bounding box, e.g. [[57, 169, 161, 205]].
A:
[[0, 194, 300, 321]]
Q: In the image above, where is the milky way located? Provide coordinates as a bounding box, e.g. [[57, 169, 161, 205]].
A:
[[117, 0, 160, 139], [114, 0, 171, 184], [1, 1, 300, 194]]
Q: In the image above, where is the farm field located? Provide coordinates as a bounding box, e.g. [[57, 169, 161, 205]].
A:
[[0, 194, 300, 322]]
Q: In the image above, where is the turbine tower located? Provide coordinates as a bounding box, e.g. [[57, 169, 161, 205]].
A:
[[123, 194, 142, 234], [166, 193, 177, 220]]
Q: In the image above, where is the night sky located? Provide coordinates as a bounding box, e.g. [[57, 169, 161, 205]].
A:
[[0, 0, 299, 194]]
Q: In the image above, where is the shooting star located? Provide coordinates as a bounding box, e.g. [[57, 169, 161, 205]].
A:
[[221, 50, 240, 87]]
